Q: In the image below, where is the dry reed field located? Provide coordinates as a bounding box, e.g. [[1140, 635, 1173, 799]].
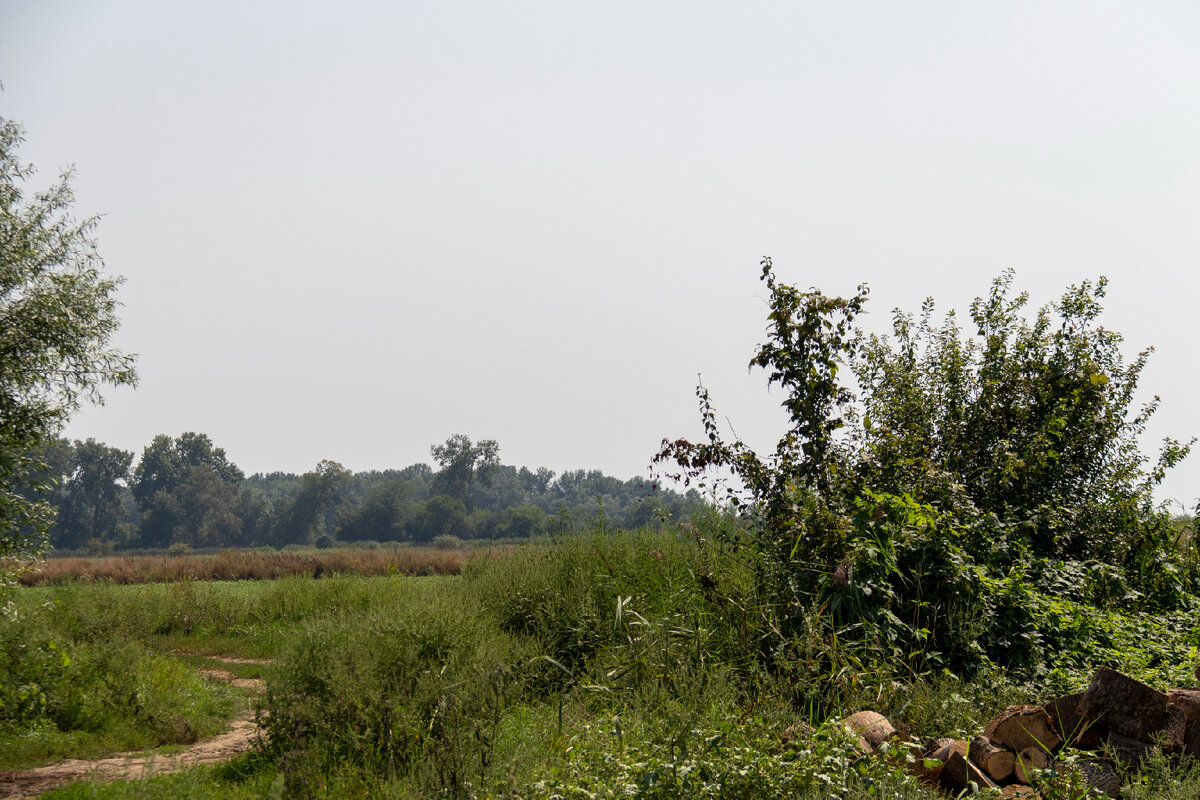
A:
[[19, 547, 474, 585]]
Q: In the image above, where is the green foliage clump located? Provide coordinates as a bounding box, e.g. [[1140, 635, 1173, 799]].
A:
[[464, 536, 625, 674], [657, 259, 1197, 680], [854, 272, 1191, 587]]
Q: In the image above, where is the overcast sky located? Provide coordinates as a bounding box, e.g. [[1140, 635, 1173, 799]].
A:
[[2, 1, 1198, 506]]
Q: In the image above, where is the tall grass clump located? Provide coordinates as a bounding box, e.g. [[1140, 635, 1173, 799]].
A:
[[260, 579, 538, 797], [4, 575, 503, 774], [28, 574, 464, 651], [463, 528, 763, 689]]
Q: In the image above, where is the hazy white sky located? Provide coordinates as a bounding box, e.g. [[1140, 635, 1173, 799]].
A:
[[2, 1, 1198, 505]]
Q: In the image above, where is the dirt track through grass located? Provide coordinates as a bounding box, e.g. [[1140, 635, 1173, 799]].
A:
[[0, 657, 271, 799]]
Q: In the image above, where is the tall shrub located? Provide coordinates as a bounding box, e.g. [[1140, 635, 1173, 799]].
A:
[[854, 271, 1190, 575], [656, 259, 1193, 675]]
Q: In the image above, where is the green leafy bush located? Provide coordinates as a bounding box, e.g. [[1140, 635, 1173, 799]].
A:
[[854, 271, 1191, 585], [657, 260, 1196, 678]]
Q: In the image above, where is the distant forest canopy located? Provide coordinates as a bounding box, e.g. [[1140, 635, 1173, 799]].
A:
[[26, 433, 705, 552]]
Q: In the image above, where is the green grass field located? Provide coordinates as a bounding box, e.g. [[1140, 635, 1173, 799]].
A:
[[4, 526, 1200, 798]]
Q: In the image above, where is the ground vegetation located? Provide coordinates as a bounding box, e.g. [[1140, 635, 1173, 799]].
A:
[[0, 527, 1197, 798]]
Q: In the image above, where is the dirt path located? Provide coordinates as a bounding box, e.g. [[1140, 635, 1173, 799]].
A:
[[0, 657, 271, 800]]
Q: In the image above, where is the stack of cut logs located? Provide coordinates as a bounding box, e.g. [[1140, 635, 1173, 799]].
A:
[[836, 666, 1200, 798]]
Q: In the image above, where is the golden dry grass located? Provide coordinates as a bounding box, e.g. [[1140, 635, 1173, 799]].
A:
[[19, 547, 477, 585]]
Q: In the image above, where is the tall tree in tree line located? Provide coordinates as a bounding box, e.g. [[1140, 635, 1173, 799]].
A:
[[132, 433, 243, 548], [273, 459, 351, 546], [430, 434, 500, 510], [50, 438, 134, 550]]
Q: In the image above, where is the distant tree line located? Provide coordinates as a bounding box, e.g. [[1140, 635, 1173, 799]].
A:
[[23, 433, 704, 552]]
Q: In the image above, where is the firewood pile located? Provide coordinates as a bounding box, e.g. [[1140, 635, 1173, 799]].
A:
[[839, 666, 1200, 798]]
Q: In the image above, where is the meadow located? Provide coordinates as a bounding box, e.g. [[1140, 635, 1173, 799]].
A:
[[3, 520, 1200, 799]]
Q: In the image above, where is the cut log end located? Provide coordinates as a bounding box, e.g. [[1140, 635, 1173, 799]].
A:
[[1015, 746, 1050, 784], [1001, 786, 1041, 799], [939, 749, 999, 793], [917, 739, 964, 784], [968, 735, 1016, 782], [987, 705, 1063, 754], [843, 710, 895, 752]]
